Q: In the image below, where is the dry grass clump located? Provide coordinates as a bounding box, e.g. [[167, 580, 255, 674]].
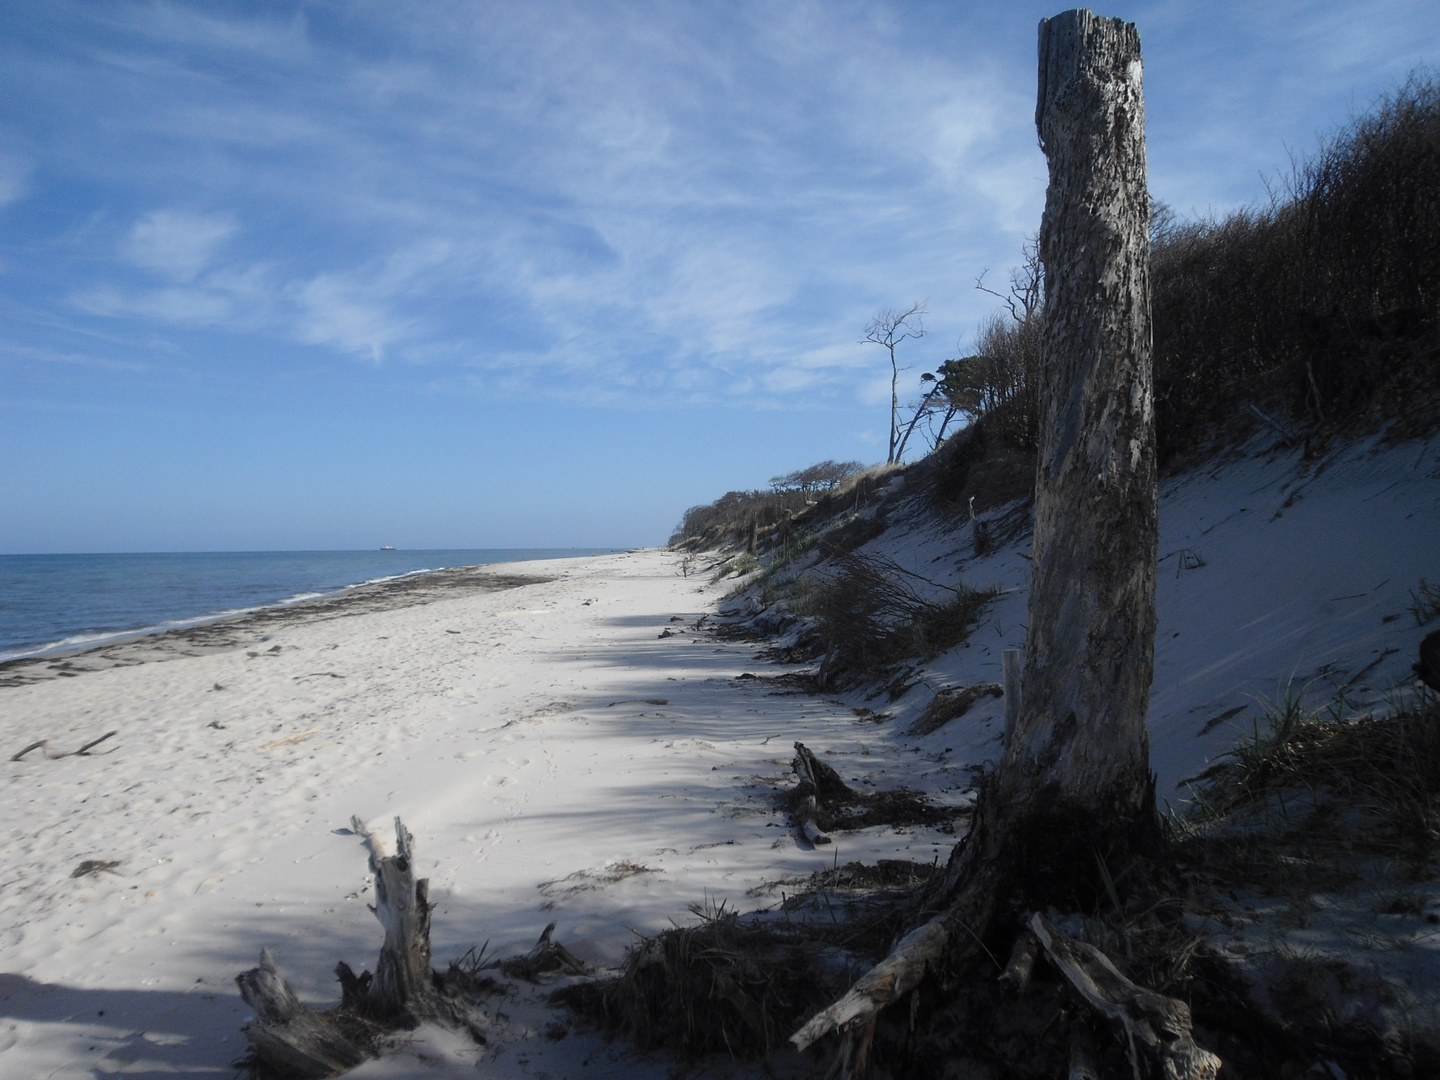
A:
[[1185, 683, 1440, 870], [1410, 577, 1440, 626], [552, 901, 846, 1059], [797, 548, 993, 682], [556, 861, 940, 1063], [781, 757, 955, 835]]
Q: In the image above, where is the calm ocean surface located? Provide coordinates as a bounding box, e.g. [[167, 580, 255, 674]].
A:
[[0, 549, 622, 662]]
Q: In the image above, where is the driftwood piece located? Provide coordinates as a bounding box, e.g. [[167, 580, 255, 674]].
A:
[[236, 949, 367, 1079], [11, 730, 118, 761], [498, 921, 588, 981], [1030, 913, 1220, 1080], [998, 929, 1040, 995], [71, 859, 121, 878], [10, 740, 46, 762], [353, 815, 436, 1023], [907, 683, 1003, 736], [73, 729, 118, 755], [791, 915, 949, 1052], [792, 742, 855, 845]]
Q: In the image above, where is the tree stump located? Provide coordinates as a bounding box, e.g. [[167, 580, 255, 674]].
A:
[[791, 741, 849, 844], [354, 815, 436, 1024], [236, 817, 438, 1075]]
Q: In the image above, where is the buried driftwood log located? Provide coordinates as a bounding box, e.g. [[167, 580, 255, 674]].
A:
[[790, 742, 836, 844], [1030, 913, 1220, 1080], [498, 921, 588, 981], [790, 742, 854, 845], [788, 743, 953, 851]]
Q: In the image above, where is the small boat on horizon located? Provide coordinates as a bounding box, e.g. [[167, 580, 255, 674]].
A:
[[380, 545, 396, 551]]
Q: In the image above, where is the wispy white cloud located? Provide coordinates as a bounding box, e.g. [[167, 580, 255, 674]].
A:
[[70, 283, 233, 326], [123, 209, 236, 282], [291, 273, 408, 363]]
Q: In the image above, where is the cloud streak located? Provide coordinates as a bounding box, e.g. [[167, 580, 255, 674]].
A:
[[123, 209, 236, 282], [3, 0, 1437, 411]]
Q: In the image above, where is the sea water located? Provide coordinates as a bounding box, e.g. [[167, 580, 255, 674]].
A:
[[0, 549, 621, 662]]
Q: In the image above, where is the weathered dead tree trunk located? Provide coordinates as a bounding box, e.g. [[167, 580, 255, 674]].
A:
[[794, 12, 1196, 1075], [354, 815, 437, 1024], [237, 817, 438, 1076], [999, 4, 1158, 852]]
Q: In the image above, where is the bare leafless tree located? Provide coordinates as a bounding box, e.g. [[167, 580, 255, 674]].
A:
[[862, 302, 927, 464]]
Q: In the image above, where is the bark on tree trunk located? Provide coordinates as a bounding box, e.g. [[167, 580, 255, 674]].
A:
[[994, 4, 1157, 851], [792, 13, 1168, 1069]]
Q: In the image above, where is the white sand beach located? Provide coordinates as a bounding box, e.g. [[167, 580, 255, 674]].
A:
[[2, 435, 1437, 1078], [0, 548, 959, 1078]]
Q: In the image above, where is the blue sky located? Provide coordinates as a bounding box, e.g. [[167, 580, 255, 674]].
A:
[[1, 1, 1435, 552]]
